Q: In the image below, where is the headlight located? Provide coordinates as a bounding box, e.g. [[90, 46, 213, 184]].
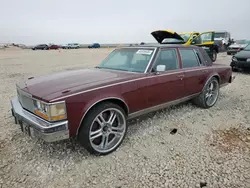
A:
[[232, 56, 237, 62], [247, 58, 250, 62], [33, 99, 67, 121]]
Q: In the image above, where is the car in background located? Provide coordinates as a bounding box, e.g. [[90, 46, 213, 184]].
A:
[[62, 43, 80, 49], [227, 40, 250, 55], [214, 31, 233, 51], [32, 44, 48, 50], [230, 44, 250, 71], [88, 43, 100, 48], [48, 44, 60, 50], [151, 30, 219, 62], [11, 44, 234, 155]]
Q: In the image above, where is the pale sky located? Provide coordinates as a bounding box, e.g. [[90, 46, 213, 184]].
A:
[[1, 0, 250, 45]]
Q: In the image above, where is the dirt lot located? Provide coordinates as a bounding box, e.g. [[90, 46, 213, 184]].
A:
[[0, 48, 250, 188]]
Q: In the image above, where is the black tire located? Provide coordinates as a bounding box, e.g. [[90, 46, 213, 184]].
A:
[[192, 77, 220, 109], [227, 52, 231, 55], [211, 50, 217, 62], [77, 102, 128, 155], [231, 66, 238, 72]]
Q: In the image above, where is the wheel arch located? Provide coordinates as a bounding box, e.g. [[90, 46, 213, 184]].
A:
[[76, 97, 129, 136], [202, 73, 221, 91]]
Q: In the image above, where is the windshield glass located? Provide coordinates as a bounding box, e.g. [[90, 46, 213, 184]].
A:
[[214, 33, 226, 38], [97, 48, 154, 73], [235, 40, 249, 44], [179, 33, 191, 42], [244, 44, 250, 50]]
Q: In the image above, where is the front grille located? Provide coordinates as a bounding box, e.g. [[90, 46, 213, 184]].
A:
[[17, 87, 35, 113], [237, 58, 247, 62]]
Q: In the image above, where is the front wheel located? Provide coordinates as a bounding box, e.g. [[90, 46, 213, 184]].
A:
[[231, 66, 238, 72], [78, 102, 127, 155], [192, 77, 220, 109]]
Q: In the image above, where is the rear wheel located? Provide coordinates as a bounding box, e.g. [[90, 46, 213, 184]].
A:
[[211, 50, 217, 62], [192, 77, 220, 108], [78, 102, 127, 155]]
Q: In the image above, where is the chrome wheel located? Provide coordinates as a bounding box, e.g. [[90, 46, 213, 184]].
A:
[[89, 108, 126, 153], [205, 80, 219, 106]]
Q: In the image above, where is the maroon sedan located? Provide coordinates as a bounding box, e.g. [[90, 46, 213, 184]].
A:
[[48, 44, 60, 50], [11, 44, 234, 155]]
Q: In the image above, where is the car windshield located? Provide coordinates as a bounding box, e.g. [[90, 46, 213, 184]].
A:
[[214, 33, 226, 38], [244, 44, 250, 51], [179, 33, 191, 42], [97, 48, 154, 73], [235, 40, 249, 44]]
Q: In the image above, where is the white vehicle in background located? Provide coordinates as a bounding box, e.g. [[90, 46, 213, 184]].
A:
[[214, 31, 233, 51], [62, 43, 80, 49]]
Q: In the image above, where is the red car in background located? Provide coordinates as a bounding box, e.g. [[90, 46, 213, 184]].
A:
[[48, 44, 60, 50]]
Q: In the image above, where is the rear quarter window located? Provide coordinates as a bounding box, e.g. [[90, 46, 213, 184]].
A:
[[179, 49, 200, 68], [199, 48, 213, 66]]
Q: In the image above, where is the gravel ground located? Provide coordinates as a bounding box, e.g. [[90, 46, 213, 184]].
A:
[[0, 48, 250, 188]]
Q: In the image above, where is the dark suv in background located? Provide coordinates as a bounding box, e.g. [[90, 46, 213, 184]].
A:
[[32, 44, 48, 50]]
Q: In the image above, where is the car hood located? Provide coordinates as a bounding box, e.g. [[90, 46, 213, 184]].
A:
[[235, 50, 250, 58], [17, 68, 142, 101], [229, 44, 248, 48], [151, 30, 184, 44]]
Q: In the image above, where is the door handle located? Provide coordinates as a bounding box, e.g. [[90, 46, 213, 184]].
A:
[[177, 75, 184, 80], [177, 75, 184, 78], [202, 70, 208, 73]]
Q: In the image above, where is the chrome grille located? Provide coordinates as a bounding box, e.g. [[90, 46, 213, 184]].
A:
[[17, 87, 35, 113]]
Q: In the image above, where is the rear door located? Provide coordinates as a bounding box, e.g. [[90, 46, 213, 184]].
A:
[[178, 48, 210, 96], [143, 48, 186, 107]]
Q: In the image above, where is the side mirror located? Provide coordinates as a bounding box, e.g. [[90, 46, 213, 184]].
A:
[[156, 65, 166, 72]]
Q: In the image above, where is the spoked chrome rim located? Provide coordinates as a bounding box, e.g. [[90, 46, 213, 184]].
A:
[[205, 80, 219, 106], [89, 108, 126, 153]]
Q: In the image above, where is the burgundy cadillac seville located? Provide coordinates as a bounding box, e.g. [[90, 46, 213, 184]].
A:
[[11, 44, 234, 155]]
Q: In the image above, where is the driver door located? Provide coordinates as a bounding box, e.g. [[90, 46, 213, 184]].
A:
[[190, 31, 215, 47], [143, 48, 186, 108]]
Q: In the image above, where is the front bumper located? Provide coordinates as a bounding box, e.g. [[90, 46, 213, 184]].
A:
[[11, 97, 69, 142], [227, 49, 243, 55], [230, 61, 250, 69]]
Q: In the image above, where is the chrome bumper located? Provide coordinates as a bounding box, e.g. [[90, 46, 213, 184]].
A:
[[11, 97, 69, 142]]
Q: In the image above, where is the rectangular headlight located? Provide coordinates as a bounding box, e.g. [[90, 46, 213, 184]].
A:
[[49, 102, 67, 121], [33, 99, 67, 121]]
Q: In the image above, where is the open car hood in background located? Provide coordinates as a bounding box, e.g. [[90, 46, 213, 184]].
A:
[[151, 30, 184, 44]]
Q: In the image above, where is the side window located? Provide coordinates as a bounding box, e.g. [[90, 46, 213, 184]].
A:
[[179, 49, 200, 68], [154, 49, 179, 71]]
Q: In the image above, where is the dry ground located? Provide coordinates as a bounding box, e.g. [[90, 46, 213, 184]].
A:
[[0, 48, 250, 188]]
